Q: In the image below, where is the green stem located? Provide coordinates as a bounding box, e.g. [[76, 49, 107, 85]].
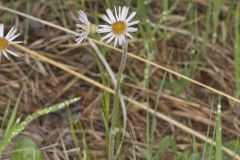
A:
[[89, 40, 127, 159], [108, 42, 128, 160]]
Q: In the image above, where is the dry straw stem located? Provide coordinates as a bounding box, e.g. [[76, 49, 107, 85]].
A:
[[0, 5, 240, 104], [14, 44, 240, 160]]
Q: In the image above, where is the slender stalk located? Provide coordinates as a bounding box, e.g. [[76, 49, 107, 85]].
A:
[[215, 103, 222, 160], [89, 40, 127, 158], [150, 51, 173, 157], [201, 99, 214, 160], [108, 42, 128, 160]]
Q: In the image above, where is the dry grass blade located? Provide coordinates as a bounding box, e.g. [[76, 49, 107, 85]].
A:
[[0, 5, 239, 104], [14, 44, 240, 160]]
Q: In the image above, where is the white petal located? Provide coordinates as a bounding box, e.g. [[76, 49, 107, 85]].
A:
[[114, 36, 118, 47], [101, 32, 113, 41], [106, 9, 116, 23], [9, 41, 23, 44], [126, 12, 136, 23], [81, 11, 88, 18], [79, 17, 89, 24], [119, 6, 125, 21], [119, 35, 125, 46], [114, 37, 119, 47], [125, 32, 133, 39], [97, 28, 111, 33], [76, 33, 86, 41], [98, 25, 112, 30], [79, 16, 87, 23], [6, 30, 18, 40], [76, 33, 88, 44], [2, 51, 10, 59], [118, 37, 122, 46], [5, 27, 16, 40], [79, 11, 89, 23], [77, 24, 88, 31], [80, 11, 88, 20], [102, 15, 113, 24], [0, 24, 3, 37], [114, 6, 119, 21], [77, 32, 87, 37], [76, 39, 85, 44], [127, 20, 139, 26], [106, 35, 115, 43], [121, 35, 126, 43], [127, 27, 138, 32], [122, 6, 129, 21], [76, 38, 84, 44], [99, 24, 111, 28], [6, 49, 20, 57], [118, 6, 122, 20], [7, 33, 20, 41]]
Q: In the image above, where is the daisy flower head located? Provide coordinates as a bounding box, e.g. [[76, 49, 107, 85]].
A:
[[98, 6, 139, 47], [76, 10, 97, 44], [0, 24, 22, 59]]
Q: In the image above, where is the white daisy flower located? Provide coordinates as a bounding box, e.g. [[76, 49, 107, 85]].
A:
[[0, 24, 22, 59], [76, 10, 96, 44], [98, 6, 139, 47]]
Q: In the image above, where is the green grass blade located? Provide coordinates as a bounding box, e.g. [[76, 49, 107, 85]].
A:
[[23, 0, 32, 42], [150, 51, 173, 159], [153, 136, 178, 160], [1, 99, 11, 129], [234, 4, 240, 96], [4, 90, 23, 138], [76, 122, 91, 160], [67, 108, 82, 160], [201, 100, 214, 160], [11, 137, 43, 160], [212, 0, 223, 43], [0, 97, 80, 156], [13, 97, 80, 138], [215, 103, 222, 160]]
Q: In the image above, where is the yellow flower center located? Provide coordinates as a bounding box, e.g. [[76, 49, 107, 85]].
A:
[[0, 38, 9, 51], [112, 21, 127, 35]]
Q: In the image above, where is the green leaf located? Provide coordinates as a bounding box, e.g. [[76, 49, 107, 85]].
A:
[[180, 149, 192, 160], [171, 53, 199, 95], [140, 148, 150, 158], [141, 136, 178, 160], [223, 139, 240, 160], [11, 137, 43, 160], [153, 136, 178, 160], [188, 152, 200, 160], [202, 143, 215, 160]]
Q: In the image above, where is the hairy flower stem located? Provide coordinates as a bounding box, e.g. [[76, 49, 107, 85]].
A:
[[108, 42, 128, 160], [89, 40, 127, 159]]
